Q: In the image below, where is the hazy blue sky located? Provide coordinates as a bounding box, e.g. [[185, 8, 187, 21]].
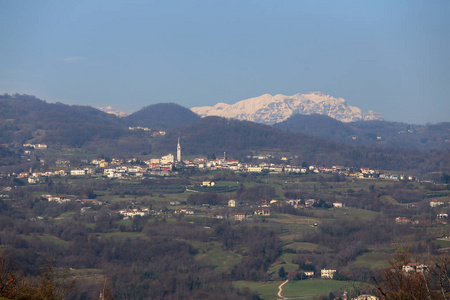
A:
[[1, 0, 449, 124]]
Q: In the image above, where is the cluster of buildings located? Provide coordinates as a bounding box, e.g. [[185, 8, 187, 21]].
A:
[[119, 208, 150, 219], [2, 138, 421, 185], [128, 126, 166, 136], [22, 143, 47, 149]]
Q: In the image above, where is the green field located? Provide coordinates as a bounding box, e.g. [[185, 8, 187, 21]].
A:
[[352, 252, 390, 269], [233, 280, 281, 300], [192, 241, 242, 273], [235, 279, 365, 300], [283, 241, 319, 252], [282, 279, 365, 299], [268, 253, 298, 275]]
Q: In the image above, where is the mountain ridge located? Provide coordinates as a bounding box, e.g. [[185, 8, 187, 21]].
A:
[[191, 91, 384, 124]]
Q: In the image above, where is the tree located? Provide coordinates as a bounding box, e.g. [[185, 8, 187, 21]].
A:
[[278, 267, 286, 279], [374, 248, 450, 300], [0, 252, 18, 299], [131, 215, 146, 232]]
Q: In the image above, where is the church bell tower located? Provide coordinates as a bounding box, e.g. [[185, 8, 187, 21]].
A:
[[177, 137, 181, 163]]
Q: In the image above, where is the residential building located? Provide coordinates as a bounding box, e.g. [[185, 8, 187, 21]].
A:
[[321, 269, 336, 279]]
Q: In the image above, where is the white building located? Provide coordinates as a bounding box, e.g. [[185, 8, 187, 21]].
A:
[[247, 166, 262, 173], [70, 169, 86, 176], [321, 269, 336, 279], [430, 200, 445, 207], [161, 154, 174, 164]]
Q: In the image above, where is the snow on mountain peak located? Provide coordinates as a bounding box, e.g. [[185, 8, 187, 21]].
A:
[[98, 106, 130, 118], [191, 92, 383, 124]]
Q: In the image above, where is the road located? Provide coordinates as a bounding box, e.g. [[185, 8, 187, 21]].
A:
[[277, 279, 289, 299]]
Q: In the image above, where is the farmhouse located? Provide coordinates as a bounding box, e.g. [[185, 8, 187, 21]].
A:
[[254, 209, 271, 216], [321, 269, 336, 279], [119, 208, 150, 218], [430, 200, 445, 207], [234, 213, 246, 221]]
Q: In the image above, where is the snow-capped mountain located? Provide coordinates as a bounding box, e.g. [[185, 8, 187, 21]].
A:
[[191, 92, 383, 124], [97, 106, 130, 118]]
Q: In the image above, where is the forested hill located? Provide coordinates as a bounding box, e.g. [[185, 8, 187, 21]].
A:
[[274, 114, 450, 151], [0, 95, 200, 147], [1, 94, 448, 173], [159, 116, 449, 173], [125, 103, 200, 129], [0, 94, 127, 147]]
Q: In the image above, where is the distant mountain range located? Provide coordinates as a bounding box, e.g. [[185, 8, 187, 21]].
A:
[[0, 93, 448, 173], [191, 92, 384, 124], [98, 106, 130, 117]]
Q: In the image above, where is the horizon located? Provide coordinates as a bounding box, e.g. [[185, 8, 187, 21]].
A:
[[2, 90, 450, 126], [1, 1, 449, 124]]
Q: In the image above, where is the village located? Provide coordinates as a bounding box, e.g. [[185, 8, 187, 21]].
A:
[[10, 139, 418, 184]]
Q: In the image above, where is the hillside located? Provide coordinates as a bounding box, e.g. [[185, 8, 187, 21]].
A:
[[191, 92, 383, 124], [1, 94, 448, 173], [0, 94, 127, 147], [274, 114, 450, 151], [125, 103, 201, 129], [157, 117, 449, 173]]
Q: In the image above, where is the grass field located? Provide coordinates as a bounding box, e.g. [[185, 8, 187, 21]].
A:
[[282, 279, 365, 299], [268, 253, 298, 276], [192, 241, 242, 273], [233, 280, 281, 300], [352, 252, 390, 269], [234, 279, 366, 300], [436, 239, 450, 249], [283, 242, 319, 252]]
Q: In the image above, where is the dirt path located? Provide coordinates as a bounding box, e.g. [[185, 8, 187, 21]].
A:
[[277, 279, 289, 299]]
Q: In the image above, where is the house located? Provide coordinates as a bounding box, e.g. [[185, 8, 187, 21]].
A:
[[174, 208, 194, 215], [333, 202, 343, 208], [247, 166, 262, 173], [160, 153, 174, 164], [254, 209, 270, 216], [430, 200, 445, 207], [80, 207, 91, 214], [402, 263, 428, 273], [44, 195, 69, 203], [228, 199, 236, 207], [304, 271, 314, 278], [119, 208, 150, 218], [437, 213, 448, 219], [321, 269, 336, 279], [305, 199, 315, 207], [234, 213, 246, 221], [354, 295, 379, 300], [77, 199, 102, 206], [28, 176, 39, 184], [395, 217, 410, 224], [70, 169, 86, 176], [202, 180, 215, 187]]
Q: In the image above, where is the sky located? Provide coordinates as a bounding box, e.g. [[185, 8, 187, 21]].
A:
[[1, 0, 449, 124]]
